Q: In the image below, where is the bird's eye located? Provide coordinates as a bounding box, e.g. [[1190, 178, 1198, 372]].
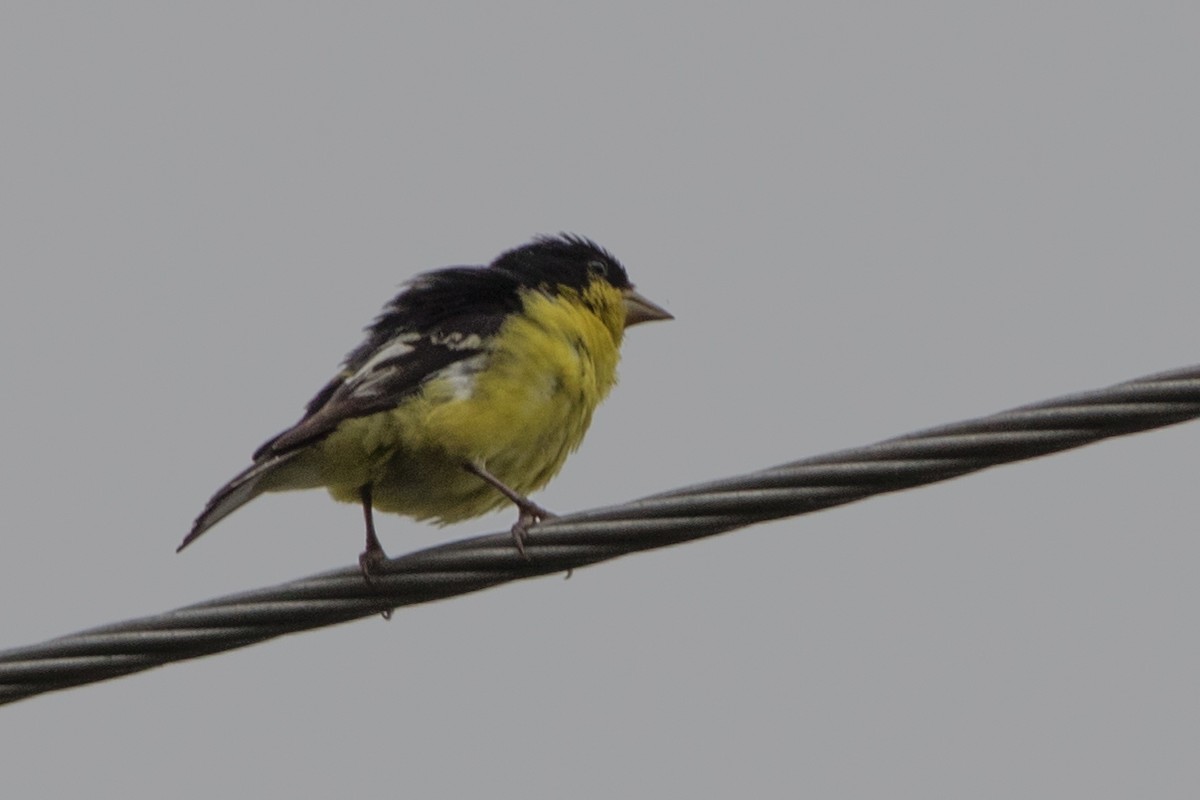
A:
[[586, 260, 609, 280]]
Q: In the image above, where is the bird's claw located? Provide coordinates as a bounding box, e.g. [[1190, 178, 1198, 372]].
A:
[[359, 546, 387, 581], [510, 502, 556, 557], [358, 548, 394, 620]]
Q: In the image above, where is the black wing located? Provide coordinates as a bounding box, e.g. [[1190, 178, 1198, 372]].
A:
[[252, 265, 524, 460]]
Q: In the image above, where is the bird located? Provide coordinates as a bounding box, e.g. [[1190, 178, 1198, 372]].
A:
[[177, 234, 673, 576]]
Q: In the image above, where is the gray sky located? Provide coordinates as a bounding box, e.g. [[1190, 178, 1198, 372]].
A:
[[3, 3, 1199, 797]]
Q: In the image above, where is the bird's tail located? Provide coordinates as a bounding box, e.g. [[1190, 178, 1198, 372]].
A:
[[177, 452, 311, 552]]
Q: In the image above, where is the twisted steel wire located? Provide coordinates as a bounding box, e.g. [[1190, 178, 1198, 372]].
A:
[[3, 364, 1200, 706]]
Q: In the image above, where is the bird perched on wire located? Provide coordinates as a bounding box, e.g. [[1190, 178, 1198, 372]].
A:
[[177, 234, 672, 576]]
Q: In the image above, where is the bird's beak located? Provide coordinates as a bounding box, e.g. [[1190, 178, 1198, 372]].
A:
[[622, 287, 674, 326]]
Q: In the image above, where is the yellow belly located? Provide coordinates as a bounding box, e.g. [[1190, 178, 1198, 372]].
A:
[[304, 290, 623, 523]]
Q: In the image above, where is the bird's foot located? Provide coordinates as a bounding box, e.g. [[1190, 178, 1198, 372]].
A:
[[358, 545, 394, 620], [510, 500, 556, 557], [359, 545, 387, 580]]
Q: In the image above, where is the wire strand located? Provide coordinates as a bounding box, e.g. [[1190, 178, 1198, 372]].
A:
[[3, 364, 1199, 706]]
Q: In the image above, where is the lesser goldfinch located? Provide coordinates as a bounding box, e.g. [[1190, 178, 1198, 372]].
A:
[[178, 234, 672, 574]]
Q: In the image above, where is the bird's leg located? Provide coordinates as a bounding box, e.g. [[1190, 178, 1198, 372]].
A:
[[462, 461, 556, 555], [358, 484, 388, 579], [357, 485, 394, 620]]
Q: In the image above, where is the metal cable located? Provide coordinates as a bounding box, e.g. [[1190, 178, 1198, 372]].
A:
[[3, 364, 1199, 706]]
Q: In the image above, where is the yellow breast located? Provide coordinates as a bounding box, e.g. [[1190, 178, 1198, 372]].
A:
[[317, 282, 627, 522]]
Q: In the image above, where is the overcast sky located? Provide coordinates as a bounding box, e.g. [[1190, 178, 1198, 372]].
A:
[[3, 3, 1199, 797]]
